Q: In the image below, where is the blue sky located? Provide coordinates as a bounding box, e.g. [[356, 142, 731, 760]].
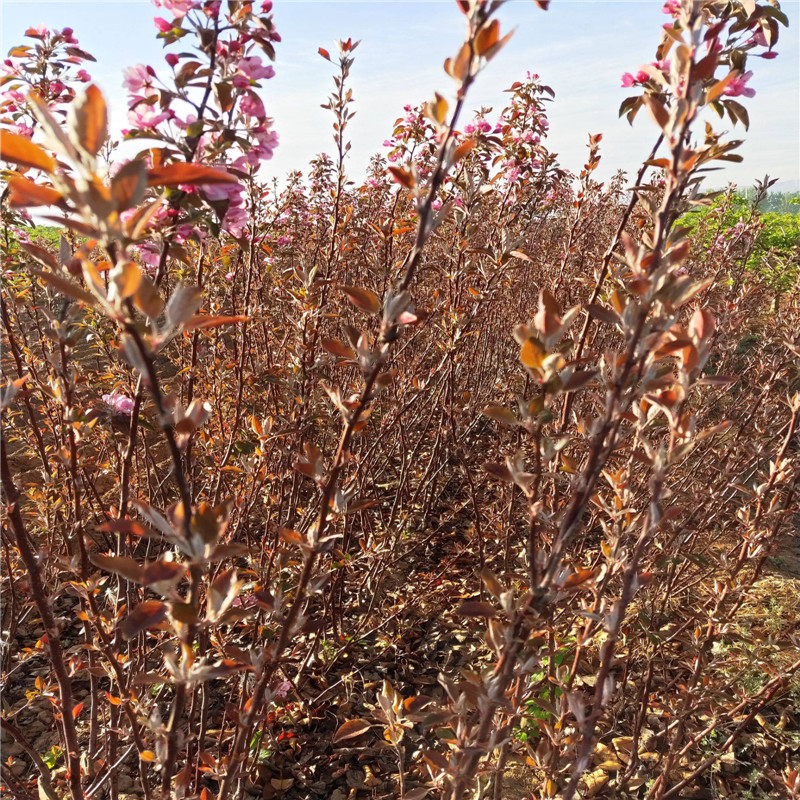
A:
[[2, 0, 798, 190]]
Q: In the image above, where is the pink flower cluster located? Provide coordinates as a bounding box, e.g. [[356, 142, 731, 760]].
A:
[[621, 70, 650, 88], [127, 103, 173, 131], [203, 177, 249, 238], [103, 392, 136, 415], [152, 0, 198, 19], [463, 117, 492, 136], [123, 64, 157, 97], [723, 71, 755, 98], [235, 55, 275, 83]]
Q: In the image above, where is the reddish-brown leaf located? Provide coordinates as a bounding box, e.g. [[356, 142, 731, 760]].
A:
[[120, 601, 168, 639], [333, 718, 372, 743], [563, 568, 597, 588], [71, 84, 108, 156], [89, 553, 144, 583], [456, 600, 496, 618], [182, 314, 248, 332], [342, 285, 381, 314], [147, 163, 240, 188], [387, 166, 415, 189], [7, 175, 63, 207], [0, 132, 55, 172]]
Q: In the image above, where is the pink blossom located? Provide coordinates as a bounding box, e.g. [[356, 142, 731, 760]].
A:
[[463, 122, 476, 135], [123, 64, 157, 96], [28, 24, 48, 38], [244, 126, 278, 165], [9, 123, 33, 139], [239, 93, 266, 119], [761, 51, 778, 60], [431, 198, 443, 211], [151, 0, 197, 19], [723, 71, 755, 98], [75, 70, 91, 82], [175, 223, 205, 243], [261, 1, 273, 12], [204, 0, 222, 17], [166, 53, 179, 67], [103, 392, 136, 415], [61, 27, 77, 43], [203, 177, 248, 237], [273, 680, 292, 699], [225, 271, 235, 281], [172, 112, 197, 130], [237, 56, 275, 81], [662, 1, 680, 16], [135, 243, 161, 269], [222, 203, 249, 237], [621, 70, 649, 88], [154, 17, 173, 32], [128, 103, 172, 129]]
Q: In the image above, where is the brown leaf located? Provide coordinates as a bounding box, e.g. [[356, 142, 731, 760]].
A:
[[643, 95, 670, 130], [520, 338, 545, 369], [342, 285, 381, 314], [147, 163, 240, 188], [90, 553, 144, 583], [7, 175, 63, 207], [111, 159, 147, 211], [585, 303, 620, 326], [120, 600, 168, 639], [563, 568, 597, 588], [29, 268, 97, 306], [70, 84, 108, 156], [387, 166, 415, 189], [0, 132, 55, 172], [707, 71, 739, 103], [451, 138, 476, 165], [482, 462, 513, 482], [456, 600, 496, 618], [141, 560, 185, 589], [482, 405, 518, 426], [321, 337, 356, 359], [183, 314, 248, 332], [333, 718, 372, 743], [20, 241, 57, 270], [562, 370, 597, 392]]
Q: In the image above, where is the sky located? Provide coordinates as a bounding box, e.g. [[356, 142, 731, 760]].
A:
[[2, 0, 799, 191]]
